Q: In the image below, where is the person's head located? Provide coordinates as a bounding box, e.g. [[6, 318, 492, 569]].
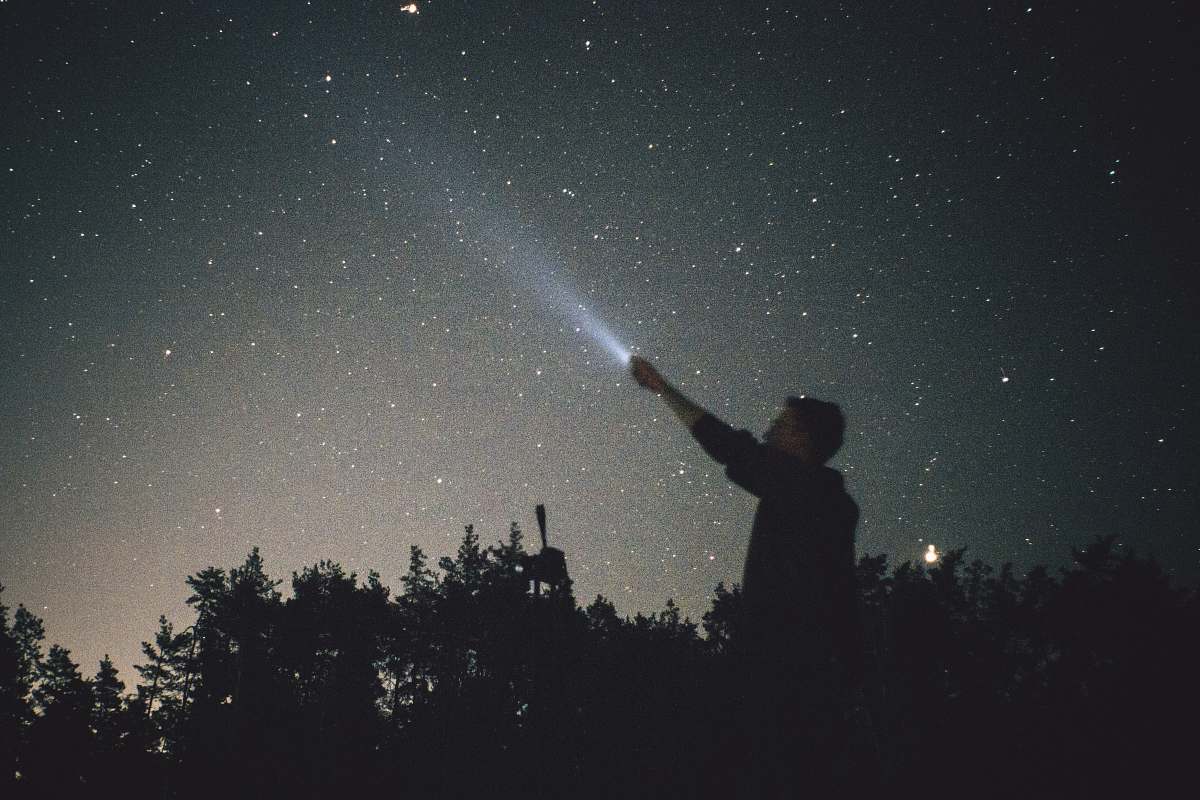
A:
[[764, 396, 845, 465]]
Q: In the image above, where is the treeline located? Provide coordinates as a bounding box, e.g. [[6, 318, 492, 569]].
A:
[[2, 526, 1196, 798]]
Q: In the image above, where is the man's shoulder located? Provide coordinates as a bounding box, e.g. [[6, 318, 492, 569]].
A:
[[800, 467, 859, 518], [818, 467, 860, 529], [803, 465, 848, 493]]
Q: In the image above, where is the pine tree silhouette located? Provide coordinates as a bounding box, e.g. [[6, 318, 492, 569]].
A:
[[2, 528, 1195, 799]]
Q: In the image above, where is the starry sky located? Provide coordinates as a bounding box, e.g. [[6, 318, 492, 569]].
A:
[[2, 1, 1197, 679]]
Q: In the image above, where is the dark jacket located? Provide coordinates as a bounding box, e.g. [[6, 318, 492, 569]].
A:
[[692, 413, 861, 670]]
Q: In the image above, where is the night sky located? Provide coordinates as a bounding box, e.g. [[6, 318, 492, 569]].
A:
[[2, 1, 1197, 680]]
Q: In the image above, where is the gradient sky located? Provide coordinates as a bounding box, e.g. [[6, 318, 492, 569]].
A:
[[2, 0, 1196, 681]]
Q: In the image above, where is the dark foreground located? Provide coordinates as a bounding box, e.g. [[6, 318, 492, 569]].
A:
[[2, 528, 1196, 798]]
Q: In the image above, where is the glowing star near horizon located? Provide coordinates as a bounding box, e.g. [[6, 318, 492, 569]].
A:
[[400, 3, 419, 13], [924, 544, 939, 564]]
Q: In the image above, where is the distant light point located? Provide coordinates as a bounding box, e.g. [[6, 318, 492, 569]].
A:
[[924, 544, 939, 564], [401, 3, 419, 14]]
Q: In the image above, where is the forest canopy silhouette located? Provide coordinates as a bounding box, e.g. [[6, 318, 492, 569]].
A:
[[2, 525, 1196, 799]]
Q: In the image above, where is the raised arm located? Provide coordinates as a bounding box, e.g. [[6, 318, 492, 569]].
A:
[[629, 356, 706, 428], [630, 356, 785, 497]]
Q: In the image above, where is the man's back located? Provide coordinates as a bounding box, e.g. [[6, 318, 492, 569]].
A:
[[691, 413, 860, 667], [628, 358, 867, 794]]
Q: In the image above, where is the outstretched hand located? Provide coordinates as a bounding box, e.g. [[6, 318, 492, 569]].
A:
[[630, 355, 667, 393]]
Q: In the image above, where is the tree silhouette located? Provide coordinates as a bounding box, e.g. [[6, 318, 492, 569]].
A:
[[279, 560, 389, 796], [134, 615, 193, 764], [22, 645, 91, 794], [91, 656, 125, 747], [0, 587, 25, 796], [2, 529, 1196, 799]]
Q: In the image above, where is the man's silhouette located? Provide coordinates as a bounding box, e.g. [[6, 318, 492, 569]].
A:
[[629, 356, 862, 795]]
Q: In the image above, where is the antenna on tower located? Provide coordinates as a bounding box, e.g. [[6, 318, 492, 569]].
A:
[[521, 503, 570, 596]]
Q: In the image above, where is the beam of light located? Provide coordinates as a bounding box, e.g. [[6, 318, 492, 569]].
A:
[[486, 222, 633, 367], [569, 302, 631, 365], [389, 173, 633, 367], [534, 280, 632, 366]]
